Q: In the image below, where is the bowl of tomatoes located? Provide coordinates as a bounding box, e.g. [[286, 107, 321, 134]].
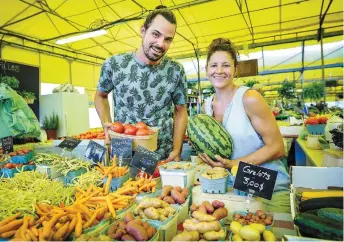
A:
[[108, 121, 159, 152]]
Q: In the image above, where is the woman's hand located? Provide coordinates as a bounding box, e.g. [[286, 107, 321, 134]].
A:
[[198, 153, 236, 169]]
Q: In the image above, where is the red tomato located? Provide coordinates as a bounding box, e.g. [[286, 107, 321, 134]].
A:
[[124, 125, 138, 135], [110, 122, 124, 133], [318, 116, 328, 124], [135, 121, 148, 129], [305, 117, 319, 125], [4, 163, 15, 169], [146, 130, 155, 135], [136, 128, 149, 136]]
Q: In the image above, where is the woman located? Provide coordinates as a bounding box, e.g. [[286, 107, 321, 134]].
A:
[[199, 38, 290, 213]]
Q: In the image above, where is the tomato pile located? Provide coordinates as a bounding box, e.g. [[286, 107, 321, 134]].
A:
[[110, 121, 155, 136], [8, 149, 31, 156], [304, 116, 328, 125], [71, 128, 105, 140]]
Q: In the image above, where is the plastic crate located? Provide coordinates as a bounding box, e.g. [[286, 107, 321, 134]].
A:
[[306, 124, 326, 135], [108, 127, 159, 152], [159, 163, 195, 188], [63, 167, 87, 185], [232, 211, 274, 228], [22, 164, 36, 172], [10, 150, 34, 164], [200, 170, 229, 194], [36, 164, 62, 179], [145, 210, 178, 241], [0, 168, 20, 178], [228, 175, 247, 196], [103, 172, 129, 192], [171, 196, 190, 225]]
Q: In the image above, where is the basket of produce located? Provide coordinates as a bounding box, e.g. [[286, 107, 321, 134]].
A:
[[9, 149, 34, 164], [101, 211, 159, 241], [97, 163, 130, 192], [200, 167, 229, 194], [108, 121, 159, 151], [232, 210, 273, 227], [158, 162, 195, 188], [189, 200, 228, 227], [133, 197, 178, 241], [64, 167, 88, 185], [154, 185, 191, 224], [305, 116, 328, 135], [229, 229, 276, 241], [175, 216, 227, 241]]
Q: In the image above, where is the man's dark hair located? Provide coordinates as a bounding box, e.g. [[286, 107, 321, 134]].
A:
[[143, 5, 177, 29]]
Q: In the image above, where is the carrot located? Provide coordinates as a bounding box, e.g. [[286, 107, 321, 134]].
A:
[[30, 227, 39, 237], [104, 174, 112, 194], [55, 222, 62, 230], [26, 228, 38, 241], [77, 204, 93, 218], [54, 221, 70, 241], [0, 213, 20, 227], [16, 216, 28, 239], [66, 216, 77, 235], [83, 210, 98, 229], [42, 212, 67, 240], [106, 196, 116, 218], [96, 206, 107, 221], [35, 216, 47, 226], [75, 212, 83, 238], [38, 227, 44, 241], [0, 230, 16, 239], [0, 219, 23, 234]]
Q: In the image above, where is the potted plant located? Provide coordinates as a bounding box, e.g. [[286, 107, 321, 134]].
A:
[[303, 82, 324, 103], [42, 112, 59, 140], [278, 80, 296, 106], [20, 91, 36, 104], [0, 76, 19, 89]]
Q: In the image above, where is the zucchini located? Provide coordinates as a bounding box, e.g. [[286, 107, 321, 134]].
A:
[[299, 197, 343, 212], [301, 191, 344, 200], [318, 208, 343, 222], [294, 213, 343, 241]]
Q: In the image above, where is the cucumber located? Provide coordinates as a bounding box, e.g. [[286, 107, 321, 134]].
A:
[[299, 197, 343, 212], [294, 213, 343, 241], [318, 208, 343, 222]]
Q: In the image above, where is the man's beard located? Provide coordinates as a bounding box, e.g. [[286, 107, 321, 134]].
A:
[[143, 43, 166, 62]]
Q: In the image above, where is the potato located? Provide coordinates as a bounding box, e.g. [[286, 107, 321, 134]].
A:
[[212, 200, 225, 209], [190, 204, 198, 213], [144, 207, 160, 220], [142, 222, 150, 229], [203, 229, 226, 241], [121, 234, 136, 241], [198, 204, 207, 214], [172, 230, 199, 241], [163, 196, 176, 204], [174, 186, 182, 192], [129, 219, 143, 226], [107, 224, 118, 238], [118, 221, 127, 230], [264, 218, 272, 225], [183, 220, 221, 234], [202, 201, 214, 213], [171, 190, 185, 204], [181, 187, 189, 198], [161, 185, 173, 198], [146, 227, 156, 239], [112, 229, 124, 240], [123, 212, 134, 224], [212, 207, 228, 220], [192, 211, 216, 222], [126, 223, 148, 241]]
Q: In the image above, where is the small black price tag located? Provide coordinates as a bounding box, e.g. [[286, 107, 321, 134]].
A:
[[0, 136, 13, 153], [233, 161, 278, 200], [110, 138, 133, 163], [85, 140, 107, 163], [130, 146, 160, 175], [58, 137, 81, 151]]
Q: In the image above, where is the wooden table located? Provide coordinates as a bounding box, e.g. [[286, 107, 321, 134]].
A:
[[295, 138, 324, 166]]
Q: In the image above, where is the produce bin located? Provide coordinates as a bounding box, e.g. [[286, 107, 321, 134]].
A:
[[10, 150, 34, 164], [108, 127, 159, 152], [145, 210, 178, 241], [103, 172, 129, 192], [36, 164, 62, 179], [200, 169, 229, 194], [63, 167, 87, 185], [159, 162, 195, 188]]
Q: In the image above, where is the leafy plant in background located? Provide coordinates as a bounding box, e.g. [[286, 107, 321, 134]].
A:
[[244, 79, 260, 88], [303, 82, 324, 102], [43, 112, 59, 130], [0, 75, 19, 89], [278, 80, 296, 104]]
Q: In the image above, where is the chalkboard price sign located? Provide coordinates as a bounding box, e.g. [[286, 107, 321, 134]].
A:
[[85, 140, 107, 163], [58, 137, 81, 151], [0, 136, 13, 153], [130, 146, 160, 175], [110, 138, 133, 161], [233, 161, 278, 200]]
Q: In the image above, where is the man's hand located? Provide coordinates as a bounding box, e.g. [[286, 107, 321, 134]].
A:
[[165, 150, 181, 162], [102, 122, 112, 145], [198, 153, 235, 169]]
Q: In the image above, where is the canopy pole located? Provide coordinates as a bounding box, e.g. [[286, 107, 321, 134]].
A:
[[319, 28, 326, 102], [301, 41, 305, 102]]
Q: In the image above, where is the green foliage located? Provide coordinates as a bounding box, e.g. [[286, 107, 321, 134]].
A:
[[244, 79, 260, 88], [20, 91, 36, 100], [278, 80, 296, 102], [43, 112, 59, 130], [303, 82, 324, 101], [0, 76, 19, 89]]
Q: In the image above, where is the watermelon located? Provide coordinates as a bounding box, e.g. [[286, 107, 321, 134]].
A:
[[187, 114, 233, 160]]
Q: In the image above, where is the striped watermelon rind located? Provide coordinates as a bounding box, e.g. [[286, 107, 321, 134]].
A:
[[187, 114, 233, 160]]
